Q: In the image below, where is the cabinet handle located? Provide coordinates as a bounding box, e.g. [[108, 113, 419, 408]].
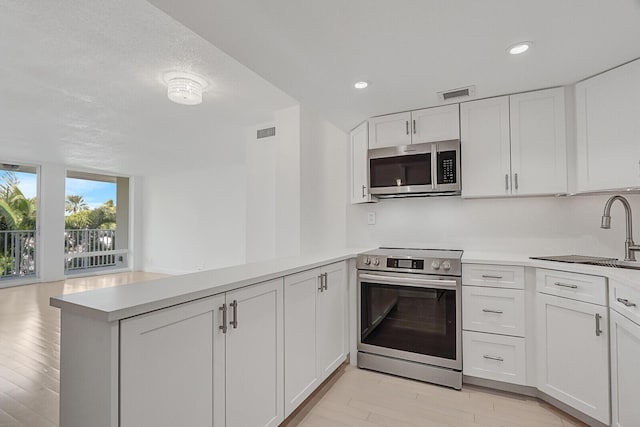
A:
[[405, 121, 409, 135], [514, 173, 518, 190], [412, 119, 416, 134], [554, 282, 578, 289], [483, 355, 504, 362], [323, 273, 328, 291], [617, 297, 637, 307], [482, 309, 503, 314], [482, 274, 503, 279], [318, 275, 324, 292], [595, 313, 602, 336], [362, 185, 366, 198], [229, 300, 238, 329], [219, 304, 228, 334], [505, 174, 509, 191]]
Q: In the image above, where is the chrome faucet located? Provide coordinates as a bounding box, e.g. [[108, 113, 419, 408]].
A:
[[601, 195, 640, 262]]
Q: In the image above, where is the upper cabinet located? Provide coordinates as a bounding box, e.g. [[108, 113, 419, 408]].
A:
[[461, 88, 567, 198], [368, 105, 460, 149], [350, 121, 374, 204], [575, 59, 640, 192]]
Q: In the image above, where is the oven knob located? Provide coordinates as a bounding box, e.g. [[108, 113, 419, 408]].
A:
[[431, 260, 441, 270], [373, 258, 380, 266], [364, 257, 371, 265], [442, 261, 452, 271]]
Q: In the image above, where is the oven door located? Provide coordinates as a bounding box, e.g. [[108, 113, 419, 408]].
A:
[[357, 271, 462, 370]]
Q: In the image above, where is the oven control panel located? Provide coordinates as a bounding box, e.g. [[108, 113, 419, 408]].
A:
[[356, 249, 463, 276], [386, 258, 424, 270]]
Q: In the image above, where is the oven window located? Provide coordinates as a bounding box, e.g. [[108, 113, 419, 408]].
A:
[[360, 282, 456, 360], [369, 154, 431, 188]]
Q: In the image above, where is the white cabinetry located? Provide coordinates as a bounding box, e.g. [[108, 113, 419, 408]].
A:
[[368, 105, 459, 149], [610, 309, 640, 427], [350, 121, 374, 204], [536, 270, 609, 425], [461, 88, 567, 198], [120, 279, 284, 427], [462, 263, 526, 385], [284, 261, 347, 417], [576, 58, 640, 192]]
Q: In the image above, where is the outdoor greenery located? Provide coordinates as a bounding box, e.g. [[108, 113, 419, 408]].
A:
[[64, 196, 116, 230], [0, 172, 37, 231]]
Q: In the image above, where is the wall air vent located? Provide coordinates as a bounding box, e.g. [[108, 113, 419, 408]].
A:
[[438, 85, 476, 102], [257, 127, 276, 139]]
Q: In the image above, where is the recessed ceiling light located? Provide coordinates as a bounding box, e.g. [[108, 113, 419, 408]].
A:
[[163, 72, 208, 105], [508, 42, 531, 55], [354, 81, 369, 89]]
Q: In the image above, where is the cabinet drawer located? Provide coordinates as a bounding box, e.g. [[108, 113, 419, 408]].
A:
[[462, 286, 525, 337], [462, 264, 525, 289], [463, 331, 526, 385], [610, 278, 640, 325], [536, 268, 607, 305]]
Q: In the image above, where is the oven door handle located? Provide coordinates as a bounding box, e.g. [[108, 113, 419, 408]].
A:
[[359, 273, 458, 289]]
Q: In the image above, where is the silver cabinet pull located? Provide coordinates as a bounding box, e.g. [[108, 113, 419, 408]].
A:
[[617, 297, 637, 307], [318, 275, 324, 292], [482, 274, 503, 279], [361, 185, 366, 198], [554, 282, 578, 289], [482, 309, 504, 314], [595, 313, 602, 336], [514, 173, 519, 190], [322, 273, 328, 291], [229, 300, 238, 329], [412, 119, 416, 134], [483, 355, 504, 362], [505, 174, 509, 191], [405, 121, 409, 135], [219, 304, 228, 334]]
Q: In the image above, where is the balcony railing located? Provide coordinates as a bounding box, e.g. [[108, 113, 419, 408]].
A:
[[0, 230, 36, 279], [64, 229, 123, 272]]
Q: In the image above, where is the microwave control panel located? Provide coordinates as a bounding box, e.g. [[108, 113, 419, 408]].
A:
[[438, 151, 457, 184]]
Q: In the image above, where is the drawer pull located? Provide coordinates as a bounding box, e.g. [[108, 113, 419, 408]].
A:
[[617, 297, 637, 307], [554, 281, 578, 289], [482, 275, 503, 280], [483, 355, 504, 362], [482, 309, 504, 314]]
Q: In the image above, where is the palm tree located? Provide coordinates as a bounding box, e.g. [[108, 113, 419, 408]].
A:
[[65, 195, 89, 214]]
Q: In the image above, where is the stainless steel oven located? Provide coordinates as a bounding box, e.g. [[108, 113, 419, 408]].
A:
[[368, 140, 461, 198], [357, 248, 463, 389]]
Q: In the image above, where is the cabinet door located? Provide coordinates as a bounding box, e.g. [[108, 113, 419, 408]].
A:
[[284, 268, 321, 416], [411, 104, 460, 144], [350, 122, 373, 204], [611, 310, 640, 427], [368, 112, 412, 149], [225, 279, 284, 427], [576, 58, 640, 192], [317, 261, 347, 379], [510, 88, 567, 195], [460, 96, 512, 198], [120, 295, 226, 427], [536, 293, 610, 424]]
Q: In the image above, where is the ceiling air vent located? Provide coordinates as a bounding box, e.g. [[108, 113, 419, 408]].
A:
[[257, 127, 276, 139], [438, 85, 476, 102]]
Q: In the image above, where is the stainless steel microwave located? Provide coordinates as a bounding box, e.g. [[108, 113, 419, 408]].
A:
[[368, 140, 461, 198]]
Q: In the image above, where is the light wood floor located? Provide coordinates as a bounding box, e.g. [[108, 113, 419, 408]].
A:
[[0, 272, 166, 427], [286, 365, 588, 427], [1, 273, 587, 427]]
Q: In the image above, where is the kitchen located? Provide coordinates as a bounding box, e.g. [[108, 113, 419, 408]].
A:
[[2, 1, 640, 427]]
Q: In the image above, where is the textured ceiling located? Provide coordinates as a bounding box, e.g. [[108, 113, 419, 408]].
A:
[[148, 0, 640, 131], [0, 0, 296, 176]]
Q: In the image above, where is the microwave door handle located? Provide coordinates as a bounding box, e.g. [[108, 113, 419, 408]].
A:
[[431, 143, 437, 190], [359, 273, 458, 289]]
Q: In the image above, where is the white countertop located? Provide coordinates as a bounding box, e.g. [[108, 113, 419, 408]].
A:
[[50, 248, 370, 322]]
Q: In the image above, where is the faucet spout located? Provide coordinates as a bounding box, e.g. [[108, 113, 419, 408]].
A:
[[601, 195, 638, 262]]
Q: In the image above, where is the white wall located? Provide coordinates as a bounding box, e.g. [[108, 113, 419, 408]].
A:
[[347, 193, 640, 259], [38, 163, 66, 281], [140, 164, 247, 275]]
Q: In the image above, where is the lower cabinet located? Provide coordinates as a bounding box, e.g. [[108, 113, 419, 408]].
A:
[[610, 309, 640, 427], [536, 292, 610, 424], [284, 261, 347, 417], [120, 278, 284, 427]]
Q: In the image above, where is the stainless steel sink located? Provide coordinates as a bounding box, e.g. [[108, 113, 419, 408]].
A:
[[530, 255, 640, 271]]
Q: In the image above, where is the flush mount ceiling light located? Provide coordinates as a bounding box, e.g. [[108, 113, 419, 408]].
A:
[[354, 81, 369, 89], [163, 72, 208, 105], [508, 42, 532, 55]]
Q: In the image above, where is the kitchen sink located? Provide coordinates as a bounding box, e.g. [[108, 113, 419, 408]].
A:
[[530, 255, 640, 271]]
